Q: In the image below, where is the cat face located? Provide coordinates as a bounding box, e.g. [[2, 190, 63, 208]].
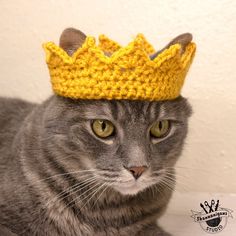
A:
[[42, 95, 192, 195]]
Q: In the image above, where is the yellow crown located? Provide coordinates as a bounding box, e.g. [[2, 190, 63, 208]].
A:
[[43, 34, 196, 101]]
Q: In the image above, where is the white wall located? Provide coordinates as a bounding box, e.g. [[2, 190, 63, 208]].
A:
[[0, 0, 235, 193]]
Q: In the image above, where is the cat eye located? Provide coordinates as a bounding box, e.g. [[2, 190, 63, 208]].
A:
[[92, 120, 115, 138], [150, 120, 170, 138]]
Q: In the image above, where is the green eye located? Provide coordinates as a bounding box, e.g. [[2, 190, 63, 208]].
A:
[[150, 120, 170, 138], [92, 120, 115, 138]]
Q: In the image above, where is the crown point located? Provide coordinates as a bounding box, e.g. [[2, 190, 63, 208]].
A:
[[84, 36, 96, 47], [98, 34, 121, 54]]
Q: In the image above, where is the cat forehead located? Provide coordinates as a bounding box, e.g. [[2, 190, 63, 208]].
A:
[[79, 100, 152, 120], [71, 99, 181, 121], [55, 96, 190, 121]]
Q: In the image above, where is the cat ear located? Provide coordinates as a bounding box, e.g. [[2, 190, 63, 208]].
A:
[[59, 28, 87, 56], [150, 33, 193, 60]]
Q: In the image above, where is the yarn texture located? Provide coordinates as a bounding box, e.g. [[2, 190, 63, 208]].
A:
[[43, 34, 196, 101]]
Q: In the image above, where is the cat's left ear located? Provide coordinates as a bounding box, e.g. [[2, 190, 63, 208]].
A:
[[150, 33, 192, 60], [59, 28, 87, 56]]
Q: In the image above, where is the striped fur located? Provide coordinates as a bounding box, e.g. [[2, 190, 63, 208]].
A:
[[0, 95, 192, 235]]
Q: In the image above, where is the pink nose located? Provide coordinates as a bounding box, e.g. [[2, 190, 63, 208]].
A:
[[126, 166, 148, 179]]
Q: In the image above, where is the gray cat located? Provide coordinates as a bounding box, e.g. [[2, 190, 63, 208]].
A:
[[0, 28, 193, 236]]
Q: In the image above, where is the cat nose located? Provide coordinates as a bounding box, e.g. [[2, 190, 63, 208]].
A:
[[125, 166, 148, 179]]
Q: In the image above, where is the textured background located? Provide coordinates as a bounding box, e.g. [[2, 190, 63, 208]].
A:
[[0, 0, 235, 193]]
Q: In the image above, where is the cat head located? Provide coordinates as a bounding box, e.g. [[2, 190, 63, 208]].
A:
[[41, 28, 193, 195]]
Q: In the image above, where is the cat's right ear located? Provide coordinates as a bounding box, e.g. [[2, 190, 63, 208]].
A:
[[59, 28, 87, 56], [150, 33, 193, 60]]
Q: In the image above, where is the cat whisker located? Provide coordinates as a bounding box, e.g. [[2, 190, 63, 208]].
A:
[[161, 177, 175, 186], [162, 171, 187, 181], [35, 169, 114, 186], [166, 165, 221, 177], [80, 181, 109, 210], [151, 170, 194, 192], [153, 183, 166, 199], [92, 183, 112, 209], [61, 181, 102, 213], [158, 179, 175, 192], [45, 176, 99, 209], [30, 177, 99, 228], [35, 173, 95, 188], [152, 169, 189, 181], [54, 177, 99, 205], [162, 175, 189, 192], [91, 177, 119, 209], [35, 169, 98, 183], [98, 178, 119, 183], [74, 177, 117, 211], [41, 180, 101, 228]]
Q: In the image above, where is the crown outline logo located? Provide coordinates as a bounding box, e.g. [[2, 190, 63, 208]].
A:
[[43, 34, 196, 101]]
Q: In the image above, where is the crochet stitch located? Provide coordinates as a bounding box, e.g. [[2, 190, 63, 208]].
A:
[[43, 34, 196, 101]]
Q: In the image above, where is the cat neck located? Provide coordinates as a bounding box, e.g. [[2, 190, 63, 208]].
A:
[[43, 183, 172, 233]]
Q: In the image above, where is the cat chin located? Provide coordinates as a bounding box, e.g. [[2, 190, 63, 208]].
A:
[[113, 183, 147, 196]]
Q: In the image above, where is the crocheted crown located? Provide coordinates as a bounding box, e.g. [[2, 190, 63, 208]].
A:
[[43, 33, 196, 101]]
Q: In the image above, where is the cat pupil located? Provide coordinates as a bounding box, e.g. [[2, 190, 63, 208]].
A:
[[159, 121, 163, 130], [101, 121, 106, 131]]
